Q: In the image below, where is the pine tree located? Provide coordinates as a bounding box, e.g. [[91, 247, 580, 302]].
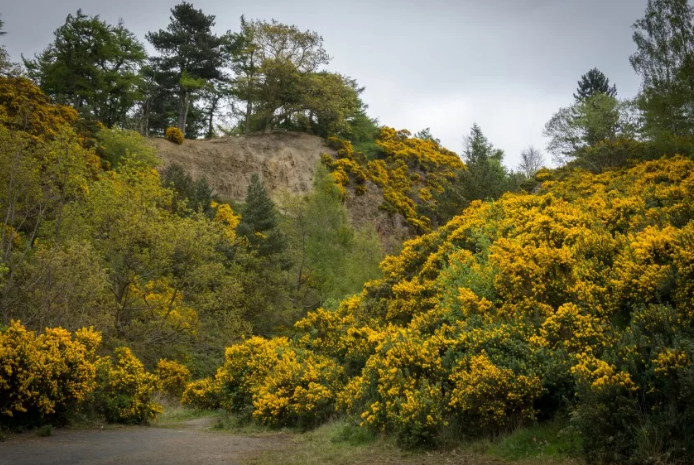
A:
[[574, 68, 617, 101], [460, 124, 509, 201], [237, 174, 286, 257], [146, 2, 227, 135]]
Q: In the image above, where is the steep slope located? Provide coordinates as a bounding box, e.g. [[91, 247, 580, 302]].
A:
[[151, 132, 413, 252], [187, 155, 694, 463], [151, 132, 328, 202]]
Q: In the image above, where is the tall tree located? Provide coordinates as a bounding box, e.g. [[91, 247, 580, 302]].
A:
[[23, 11, 146, 127], [630, 0, 694, 139], [146, 2, 227, 135], [231, 18, 331, 132], [460, 124, 509, 201], [544, 94, 639, 164], [574, 68, 617, 101], [518, 146, 545, 178]]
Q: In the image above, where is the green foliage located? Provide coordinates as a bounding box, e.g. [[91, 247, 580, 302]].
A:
[[282, 164, 384, 308], [460, 124, 511, 202], [544, 94, 640, 166], [238, 174, 287, 258], [485, 421, 582, 461], [23, 10, 146, 127], [146, 2, 227, 135], [630, 0, 694, 140], [574, 68, 617, 101], [161, 163, 213, 215], [97, 127, 158, 169]]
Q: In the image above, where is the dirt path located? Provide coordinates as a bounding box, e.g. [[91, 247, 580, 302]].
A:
[[0, 420, 288, 465]]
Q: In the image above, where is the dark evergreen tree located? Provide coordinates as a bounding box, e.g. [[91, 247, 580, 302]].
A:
[[146, 2, 227, 135], [161, 163, 213, 215], [23, 10, 146, 127], [460, 124, 509, 201], [574, 68, 617, 101], [237, 174, 287, 257]]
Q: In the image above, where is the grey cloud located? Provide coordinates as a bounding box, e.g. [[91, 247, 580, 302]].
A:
[[2, 0, 652, 167]]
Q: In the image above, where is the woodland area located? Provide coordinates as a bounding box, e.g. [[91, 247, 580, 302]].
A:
[[2, 1, 694, 464]]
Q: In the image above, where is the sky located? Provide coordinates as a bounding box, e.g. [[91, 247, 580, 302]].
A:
[[1, 0, 651, 168]]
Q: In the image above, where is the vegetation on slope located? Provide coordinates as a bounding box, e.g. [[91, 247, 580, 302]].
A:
[[184, 155, 694, 463]]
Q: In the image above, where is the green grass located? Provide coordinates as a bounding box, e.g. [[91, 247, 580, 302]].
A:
[[484, 421, 582, 461], [151, 403, 220, 427], [244, 418, 581, 465]]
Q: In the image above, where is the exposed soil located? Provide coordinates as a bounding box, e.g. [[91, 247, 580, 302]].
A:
[[0, 419, 289, 465], [151, 131, 331, 203], [151, 132, 413, 253]]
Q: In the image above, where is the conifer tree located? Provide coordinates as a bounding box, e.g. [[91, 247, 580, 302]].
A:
[[237, 173, 286, 257], [574, 68, 617, 101], [460, 124, 509, 201], [146, 2, 227, 134], [24, 11, 146, 127]]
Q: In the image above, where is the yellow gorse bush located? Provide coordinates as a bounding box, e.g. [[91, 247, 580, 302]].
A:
[[0, 321, 100, 423], [155, 359, 191, 400], [94, 347, 162, 424], [165, 126, 184, 145], [191, 155, 694, 449], [215, 336, 344, 427]]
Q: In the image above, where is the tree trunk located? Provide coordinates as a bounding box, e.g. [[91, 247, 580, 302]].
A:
[[177, 91, 188, 133]]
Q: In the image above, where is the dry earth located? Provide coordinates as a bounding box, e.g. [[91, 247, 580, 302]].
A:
[[152, 132, 412, 252]]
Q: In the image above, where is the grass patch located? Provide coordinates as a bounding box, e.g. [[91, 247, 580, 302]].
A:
[[244, 418, 581, 465], [151, 403, 220, 427], [36, 425, 53, 437], [485, 420, 582, 461]]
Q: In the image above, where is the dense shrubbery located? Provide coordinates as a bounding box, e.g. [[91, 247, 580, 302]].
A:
[[190, 155, 694, 462], [0, 322, 100, 426], [323, 129, 466, 233], [93, 347, 162, 424], [0, 322, 163, 427]]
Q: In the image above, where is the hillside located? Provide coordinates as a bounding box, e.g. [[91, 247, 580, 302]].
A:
[[151, 132, 329, 202], [151, 132, 414, 251]]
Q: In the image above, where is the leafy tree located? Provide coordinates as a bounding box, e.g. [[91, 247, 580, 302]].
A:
[[237, 173, 286, 257], [460, 124, 509, 201], [146, 2, 227, 135], [282, 164, 382, 308], [24, 10, 146, 127], [544, 94, 640, 164], [630, 0, 694, 139], [574, 68, 617, 101], [518, 146, 545, 178], [0, 17, 22, 78]]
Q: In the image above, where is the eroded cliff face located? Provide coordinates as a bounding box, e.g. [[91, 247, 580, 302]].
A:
[[152, 131, 412, 253], [151, 132, 327, 202]]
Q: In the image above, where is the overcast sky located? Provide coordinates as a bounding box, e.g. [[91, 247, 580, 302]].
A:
[[1, 0, 652, 168]]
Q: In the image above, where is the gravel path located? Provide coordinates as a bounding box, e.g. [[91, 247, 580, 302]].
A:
[[0, 421, 288, 465]]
